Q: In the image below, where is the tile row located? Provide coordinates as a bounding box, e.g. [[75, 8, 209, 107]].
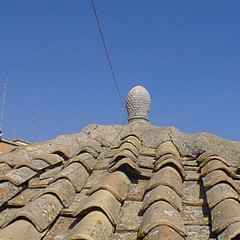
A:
[[198, 152, 240, 240], [139, 141, 187, 239]]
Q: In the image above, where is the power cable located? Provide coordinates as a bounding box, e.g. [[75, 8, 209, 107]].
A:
[[90, 0, 127, 117]]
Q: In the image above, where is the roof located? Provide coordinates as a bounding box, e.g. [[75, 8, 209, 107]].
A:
[[0, 86, 240, 240]]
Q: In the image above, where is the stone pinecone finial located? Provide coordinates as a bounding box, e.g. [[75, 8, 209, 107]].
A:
[[125, 85, 151, 123]]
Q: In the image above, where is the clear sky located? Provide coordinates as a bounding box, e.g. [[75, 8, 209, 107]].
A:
[[0, 0, 239, 142]]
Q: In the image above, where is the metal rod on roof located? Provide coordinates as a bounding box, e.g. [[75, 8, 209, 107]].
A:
[[0, 74, 8, 132]]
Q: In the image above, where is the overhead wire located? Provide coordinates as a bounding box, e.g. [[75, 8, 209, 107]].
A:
[[90, 0, 127, 117]]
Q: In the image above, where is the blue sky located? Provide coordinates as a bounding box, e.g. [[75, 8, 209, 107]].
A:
[[0, 0, 239, 142]]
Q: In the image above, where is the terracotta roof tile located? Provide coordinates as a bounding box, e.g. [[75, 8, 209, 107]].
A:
[[118, 142, 139, 156], [77, 189, 121, 226], [108, 157, 141, 175], [7, 188, 44, 207], [87, 171, 131, 202], [181, 205, 209, 225], [211, 199, 240, 233], [67, 152, 97, 173], [0, 207, 20, 228], [0, 166, 37, 186], [43, 178, 75, 207], [154, 158, 186, 179], [200, 153, 240, 239], [0, 182, 22, 205], [50, 162, 89, 192], [218, 222, 240, 240], [206, 183, 239, 208], [34, 153, 64, 166], [126, 179, 148, 201], [26, 159, 50, 171], [110, 232, 138, 240], [155, 141, 180, 159], [147, 166, 183, 197], [42, 216, 75, 240], [61, 189, 88, 216], [67, 210, 114, 240], [139, 201, 187, 238], [39, 166, 63, 180], [202, 168, 238, 189], [28, 176, 52, 188], [142, 185, 182, 212], [0, 219, 45, 240]]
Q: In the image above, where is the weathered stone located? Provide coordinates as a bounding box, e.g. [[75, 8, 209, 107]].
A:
[[181, 205, 209, 225], [116, 201, 142, 231], [126, 179, 148, 201], [185, 225, 213, 240], [83, 170, 109, 189], [110, 232, 138, 240], [182, 181, 204, 206], [61, 189, 88, 216]]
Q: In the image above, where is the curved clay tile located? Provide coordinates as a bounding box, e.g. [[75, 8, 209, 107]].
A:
[[154, 158, 186, 179], [201, 159, 237, 178], [206, 183, 239, 209], [0, 219, 45, 240], [50, 162, 89, 192], [66, 152, 97, 173], [138, 201, 187, 238], [142, 185, 182, 212], [34, 153, 64, 166], [67, 210, 114, 240], [15, 193, 63, 232], [75, 189, 121, 226], [112, 149, 138, 163], [155, 141, 180, 160], [218, 222, 240, 240], [118, 142, 139, 157], [87, 171, 131, 203], [108, 157, 141, 175], [202, 169, 239, 192], [211, 199, 240, 233], [0, 167, 37, 186], [42, 179, 75, 208], [147, 166, 183, 197]]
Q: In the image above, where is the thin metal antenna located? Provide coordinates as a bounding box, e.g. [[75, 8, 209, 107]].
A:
[[31, 112, 38, 141], [0, 74, 8, 131]]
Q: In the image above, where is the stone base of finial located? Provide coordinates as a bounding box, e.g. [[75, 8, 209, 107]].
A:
[[128, 116, 149, 123]]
